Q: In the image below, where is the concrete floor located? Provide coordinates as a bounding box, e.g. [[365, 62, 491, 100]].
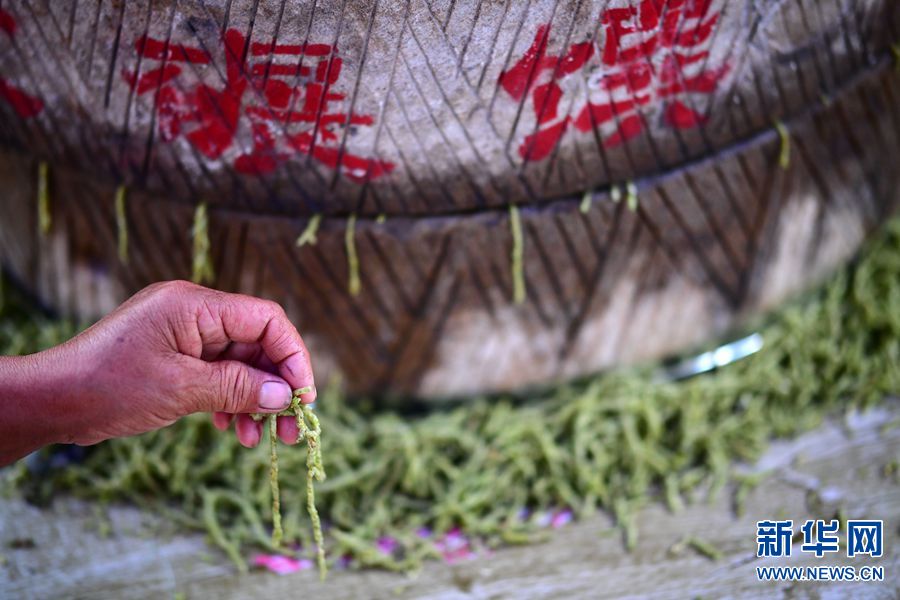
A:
[[2, 403, 899, 600]]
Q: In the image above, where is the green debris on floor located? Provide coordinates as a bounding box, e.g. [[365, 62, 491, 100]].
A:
[[2, 219, 899, 573]]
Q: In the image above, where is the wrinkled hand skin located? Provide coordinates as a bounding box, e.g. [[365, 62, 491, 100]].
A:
[[0, 281, 316, 466]]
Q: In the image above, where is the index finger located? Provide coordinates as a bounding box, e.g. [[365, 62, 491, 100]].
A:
[[197, 292, 316, 403]]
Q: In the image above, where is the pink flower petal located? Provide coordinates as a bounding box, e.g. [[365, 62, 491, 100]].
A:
[[443, 547, 477, 564], [535, 511, 553, 528], [435, 529, 476, 563], [551, 509, 574, 529], [252, 554, 313, 575], [376, 536, 399, 555]]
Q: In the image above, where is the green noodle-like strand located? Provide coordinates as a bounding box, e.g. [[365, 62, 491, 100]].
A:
[[686, 536, 722, 561], [115, 185, 129, 265], [509, 204, 526, 304], [579, 190, 593, 214], [191, 203, 215, 285], [345, 213, 361, 296], [296, 214, 322, 247], [37, 161, 51, 235], [775, 121, 790, 169], [303, 402, 328, 580], [269, 415, 282, 548], [611, 184, 621, 203], [626, 181, 638, 212]]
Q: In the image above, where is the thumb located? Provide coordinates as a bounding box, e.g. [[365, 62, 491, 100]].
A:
[[192, 359, 294, 415]]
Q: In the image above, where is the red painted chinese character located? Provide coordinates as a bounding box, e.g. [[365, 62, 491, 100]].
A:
[[499, 0, 729, 162], [0, 9, 45, 118], [123, 29, 393, 182], [498, 24, 594, 162]]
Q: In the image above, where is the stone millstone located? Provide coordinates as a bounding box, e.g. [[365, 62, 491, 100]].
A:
[[0, 0, 898, 397]]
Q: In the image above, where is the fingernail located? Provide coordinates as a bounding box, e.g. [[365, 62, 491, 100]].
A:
[[259, 381, 292, 411]]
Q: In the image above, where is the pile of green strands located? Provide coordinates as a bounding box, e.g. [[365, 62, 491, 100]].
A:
[[2, 217, 899, 574]]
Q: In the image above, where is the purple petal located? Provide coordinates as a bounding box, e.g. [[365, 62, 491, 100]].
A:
[[336, 554, 353, 569]]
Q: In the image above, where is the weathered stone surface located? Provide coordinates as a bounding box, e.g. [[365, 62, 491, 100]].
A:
[[0, 0, 894, 216], [0, 1, 898, 395]]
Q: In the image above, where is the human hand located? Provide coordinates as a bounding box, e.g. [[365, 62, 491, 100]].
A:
[[0, 281, 315, 463]]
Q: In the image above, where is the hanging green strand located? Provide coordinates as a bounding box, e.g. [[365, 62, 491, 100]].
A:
[[268, 415, 282, 547], [191, 203, 215, 285], [296, 214, 322, 247], [301, 402, 327, 579], [579, 190, 593, 214], [345, 213, 361, 297], [611, 184, 622, 203], [626, 181, 638, 212], [509, 204, 526, 304], [37, 161, 51, 235], [115, 185, 129, 265], [775, 121, 790, 169]]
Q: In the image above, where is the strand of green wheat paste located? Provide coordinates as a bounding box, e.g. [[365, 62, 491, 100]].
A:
[[203, 489, 248, 571], [115, 185, 129, 264], [37, 161, 51, 235], [345, 213, 361, 296], [296, 214, 322, 247], [509, 204, 525, 304], [268, 414, 282, 547], [686, 536, 723, 561], [775, 120, 790, 169], [301, 402, 327, 579], [202, 487, 281, 572], [611, 184, 622, 203], [579, 190, 593, 214], [625, 181, 638, 212], [192, 202, 214, 285]]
